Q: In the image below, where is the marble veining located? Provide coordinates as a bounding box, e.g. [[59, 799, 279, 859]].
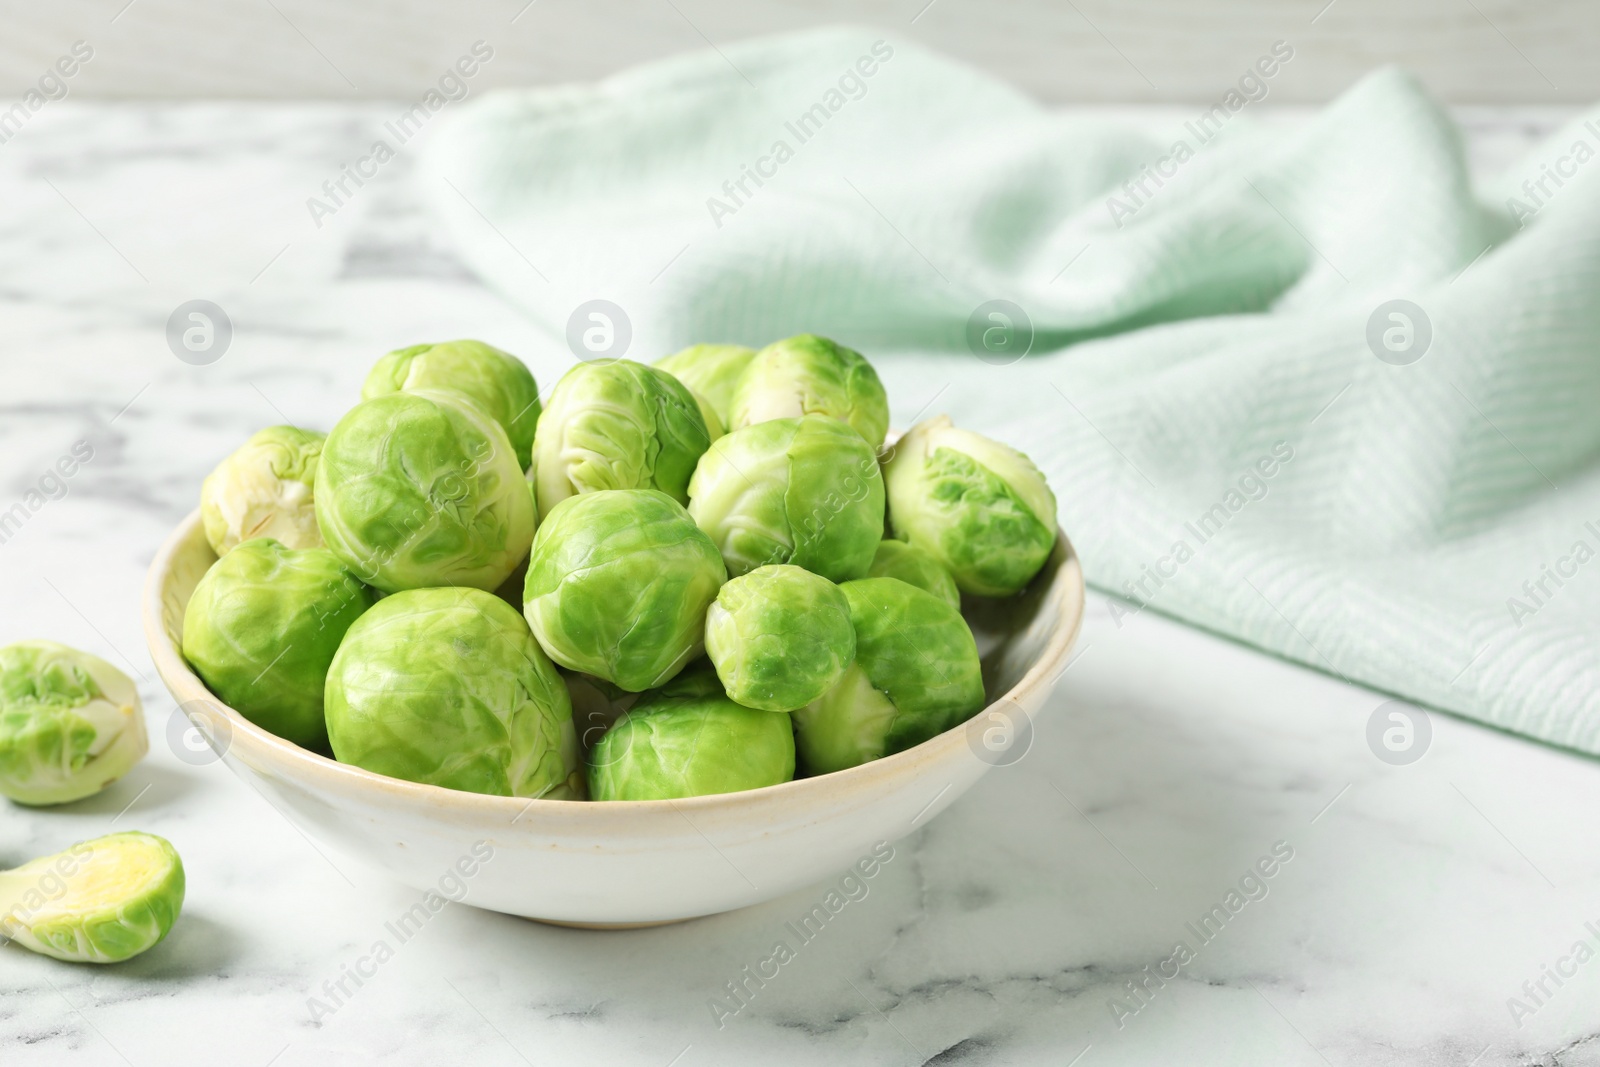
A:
[[2, 102, 1600, 1066]]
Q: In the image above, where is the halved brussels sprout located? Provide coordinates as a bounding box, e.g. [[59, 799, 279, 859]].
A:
[[656, 343, 755, 426], [325, 587, 580, 798], [705, 565, 854, 712], [0, 832, 184, 964], [728, 335, 889, 449], [182, 539, 375, 750], [523, 490, 726, 692], [0, 642, 146, 806], [362, 339, 542, 470], [687, 415, 885, 582], [883, 416, 1057, 596], [588, 674, 795, 801], [867, 539, 960, 610], [793, 577, 984, 774], [200, 425, 325, 556], [530, 359, 711, 518], [315, 390, 534, 594]]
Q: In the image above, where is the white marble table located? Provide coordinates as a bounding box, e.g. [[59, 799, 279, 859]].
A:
[[3, 103, 1598, 1067]]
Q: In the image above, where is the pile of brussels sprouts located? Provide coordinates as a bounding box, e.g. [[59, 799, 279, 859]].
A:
[[180, 335, 1059, 803]]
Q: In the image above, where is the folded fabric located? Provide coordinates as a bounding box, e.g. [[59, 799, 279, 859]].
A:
[[426, 26, 1600, 756]]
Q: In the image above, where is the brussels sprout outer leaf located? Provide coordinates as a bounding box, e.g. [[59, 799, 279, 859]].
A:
[[362, 340, 542, 470], [884, 416, 1058, 596], [792, 662, 899, 774], [530, 360, 711, 518], [0, 642, 146, 806], [0, 832, 184, 964], [655, 343, 755, 425], [867, 539, 960, 610], [523, 490, 726, 692], [315, 390, 534, 594], [588, 689, 794, 801], [705, 565, 854, 712], [182, 540, 375, 749], [325, 587, 579, 798]]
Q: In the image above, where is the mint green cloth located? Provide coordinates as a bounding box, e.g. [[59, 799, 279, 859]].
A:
[[427, 27, 1600, 756]]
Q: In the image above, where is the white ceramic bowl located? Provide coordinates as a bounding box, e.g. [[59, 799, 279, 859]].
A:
[[143, 510, 1083, 926]]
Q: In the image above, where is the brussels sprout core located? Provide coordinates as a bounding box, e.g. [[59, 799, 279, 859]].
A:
[[655, 343, 755, 426], [793, 577, 984, 774], [705, 565, 854, 712], [362, 339, 542, 471], [530, 359, 711, 518], [326, 587, 581, 799], [728, 335, 889, 449], [182, 539, 375, 750], [0, 642, 147, 806], [524, 490, 726, 692], [883, 416, 1057, 596], [688, 415, 885, 582], [315, 390, 535, 594], [200, 425, 325, 556], [0, 832, 184, 964], [588, 678, 795, 801]]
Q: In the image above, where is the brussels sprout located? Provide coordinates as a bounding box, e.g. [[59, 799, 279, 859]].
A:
[[588, 676, 795, 800], [728, 335, 889, 449], [182, 539, 375, 750], [883, 416, 1057, 596], [793, 577, 984, 774], [0, 642, 146, 806], [362, 339, 543, 470], [315, 390, 535, 594], [524, 490, 726, 692], [530, 359, 711, 518], [200, 426, 325, 556], [705, 565, 854, 712], [325, 587, 580, 798], [689, 389, 725, 444], [687, 415, 885, 582], [0, 832, 184, 964], [867, 539, 960, 610], [656, 343, 755, 426]]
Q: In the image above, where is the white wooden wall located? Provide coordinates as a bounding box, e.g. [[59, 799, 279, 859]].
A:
[[0, 0, 1592, 103]]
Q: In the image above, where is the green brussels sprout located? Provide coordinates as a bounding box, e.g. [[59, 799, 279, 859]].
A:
[[867, 539, 960, 610], [793, 577, 984, 774], [0, 832, 184, 964], [325, 587, 580, 798], [315, 390, 535, 594], [181, 539, 375, 749], [362, 339, 543, 470], [728, 335, 889, 449], [524, 490, 726, 692], [588, 676, 795, 800], [200, 425, 325, 556], [655, 343, 755, 426], [687, 415, 885, 582], [0, 642, 146, 806], [530, 359, 711, 518], [883, 416, 1057, 596], [705, 565, 854, 712], [689, 389, 725, 444]]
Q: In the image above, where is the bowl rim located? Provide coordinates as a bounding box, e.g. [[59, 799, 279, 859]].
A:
[[143, 507, 1084, 821]]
